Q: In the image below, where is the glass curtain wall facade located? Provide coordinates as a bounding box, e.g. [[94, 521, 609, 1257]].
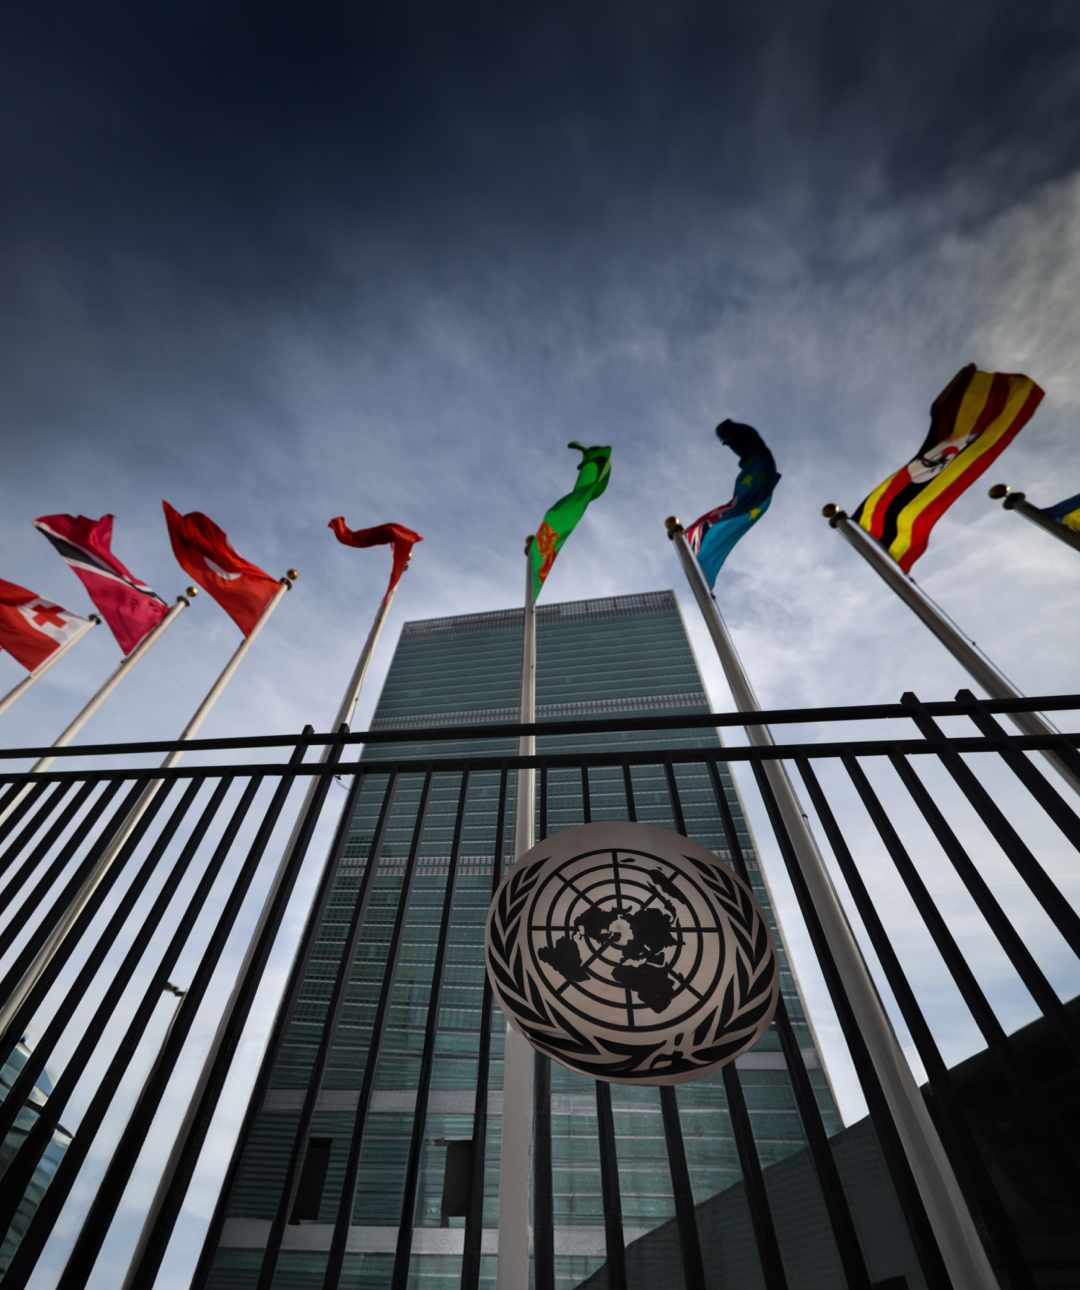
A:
[[207, 590, 839, 1289]]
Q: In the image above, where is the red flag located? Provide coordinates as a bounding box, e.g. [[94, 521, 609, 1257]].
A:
[[328, 519, 422, 603], [0, 579, 92, 672], [163, 502, 281, 637], [33, 514, 169, 655]]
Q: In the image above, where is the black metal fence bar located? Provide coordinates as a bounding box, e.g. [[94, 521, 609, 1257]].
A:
[[842, 754, 1080, 1196], [252, 768, 391, 1290], [3, 692, 1080, 764], [594, 1079, 627, 1290], [322, 767, 436, 1290], [0, 780, 120, 964], [0, 780, 72, 878], [704, 756, 873, 1290], [901, 693, 1080, 957], [797, 757, 1039, 1287], [0, 777, 205, 1152], [47, 775, 289, 1289], [659, 1083, 707, 1290], [749, 758, 952, 1290], [955, 689, 1080, 844], [532, 1050, 555, 1290], [131, 730, 344, 1290], [887, 750, 1080, 1066], [666, 755, 789, 1289], [0, 774, 263, 1288], [0, 776, 177, 1062], [3, 694, 1080, 1290], [0, 779, 93, 910], [460, 764, 509, 1290], [391, 770, 472, 1290]]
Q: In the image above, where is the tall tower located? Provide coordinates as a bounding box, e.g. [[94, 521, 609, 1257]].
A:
[[203, 590, 839, 1288]]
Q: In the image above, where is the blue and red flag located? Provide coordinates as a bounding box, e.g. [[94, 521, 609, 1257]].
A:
[[685, 421, 780, 587]]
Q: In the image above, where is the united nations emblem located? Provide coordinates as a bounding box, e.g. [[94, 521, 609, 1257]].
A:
[[485, 821, 780, 1084]]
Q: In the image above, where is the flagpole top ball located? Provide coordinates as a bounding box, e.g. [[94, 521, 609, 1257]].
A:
[[987, 484, 1010, 500], [186, 587, 199, 597], [525, 535, 535, 554], [821, 504, 839, 518], [664, 516, 682, 538], [287, 569, 299, 580]]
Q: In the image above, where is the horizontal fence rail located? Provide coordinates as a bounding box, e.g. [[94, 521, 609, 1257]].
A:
[[0, 691, 1076, 1289]]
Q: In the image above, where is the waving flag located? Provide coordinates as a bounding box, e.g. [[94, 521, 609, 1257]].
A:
[[854, 366, 1044, 571], [531, 442, 612, 599], [0, 579, 91, 672], [1042, 492, 1080, 534], [685, 421, 780, 587], [329, 519, 423, 603], [164, 503, 281, 636], [33, 513, 169, 655]]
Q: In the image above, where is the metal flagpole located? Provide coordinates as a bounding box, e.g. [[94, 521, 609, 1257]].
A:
[[496, 536, 537, 1290], [989, 483, 1080, 555], [665, 515, 998, 1290], [823, 503, 1080, 796], [0, 592, 197, 835], [0, 614, 101, 722], [119, 566, 404, 1289], [0, 579, 300, 1043]]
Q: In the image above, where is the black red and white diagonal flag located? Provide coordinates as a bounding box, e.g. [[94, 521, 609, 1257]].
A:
[[0, 578, 92, 672], [33, 513, 170, 655]]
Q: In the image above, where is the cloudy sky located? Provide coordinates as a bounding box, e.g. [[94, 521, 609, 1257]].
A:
[[3, 0, 1080, 1280]]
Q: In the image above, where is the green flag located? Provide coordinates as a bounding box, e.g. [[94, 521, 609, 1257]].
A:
[[530, 441, 612, 599]]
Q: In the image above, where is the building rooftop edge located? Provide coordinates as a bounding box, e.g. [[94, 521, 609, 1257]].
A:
[[400, 589, 679, 639]]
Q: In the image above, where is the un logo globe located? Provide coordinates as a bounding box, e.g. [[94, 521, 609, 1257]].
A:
[[486, 821, 780, 1084]]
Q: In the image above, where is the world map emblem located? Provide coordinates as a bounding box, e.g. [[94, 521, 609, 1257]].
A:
[[485, 821, 780, 1084]]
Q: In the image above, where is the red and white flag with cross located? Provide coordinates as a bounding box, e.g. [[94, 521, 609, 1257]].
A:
[[0, 578, 91, 672]]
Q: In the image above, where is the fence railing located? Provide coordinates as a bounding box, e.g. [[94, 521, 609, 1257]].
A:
[[0, 690, 1078, 1289]]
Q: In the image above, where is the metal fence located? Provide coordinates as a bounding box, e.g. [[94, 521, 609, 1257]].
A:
[[0, 690, 1079, 1289]]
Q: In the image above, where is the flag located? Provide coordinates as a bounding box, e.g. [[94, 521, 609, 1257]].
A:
[[328, 519, 423, 603], [854, 365, 1044, 571], [531, 442, 612, 598], [685, 421, 780, 588], [1042, 492, 1080, 534], [0, 579, 91, 673], [33, 513, 170, 655], [163, 503, 281, 636]]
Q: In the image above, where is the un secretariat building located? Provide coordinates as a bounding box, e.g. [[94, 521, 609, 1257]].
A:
[[199, 590, 841, 1289]]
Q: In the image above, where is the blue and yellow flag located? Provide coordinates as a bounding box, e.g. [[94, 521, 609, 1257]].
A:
[[1042, 492, 1080, 533], [685, 421, 780, 587]]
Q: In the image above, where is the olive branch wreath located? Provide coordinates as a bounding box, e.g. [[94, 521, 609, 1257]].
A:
[[486, 852, 778, 1081]]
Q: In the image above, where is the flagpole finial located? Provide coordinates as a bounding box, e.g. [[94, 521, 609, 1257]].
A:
[[822, 504, 847, 528], [988, 483, 1010, 500], [525, 535, 534, 554], [89, 614, 102, 625], [287, 568, 299, 580], [664, 516, 683, 538], [186, 587, 199, 598]]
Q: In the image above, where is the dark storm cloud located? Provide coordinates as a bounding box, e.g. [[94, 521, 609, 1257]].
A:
[[5, 0, 1080, 297]]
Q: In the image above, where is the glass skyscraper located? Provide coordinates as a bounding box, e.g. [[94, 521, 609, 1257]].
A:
[[204, 590, 840, 1289]]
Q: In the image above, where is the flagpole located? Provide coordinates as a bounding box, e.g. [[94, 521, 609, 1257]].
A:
[[30, 591, 197, 775], [496, 536, 537, 1290], [0, 572, 297, 1013], [0, 591, 197, 837], [0, 614, 101, 722], [823, 504, 1080, 796], [988, 483, 1080, 555], [119, 567, 405, 1290], [665, 515, 997, 1290]]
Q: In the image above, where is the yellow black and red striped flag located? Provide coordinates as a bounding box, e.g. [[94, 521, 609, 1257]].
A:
[[854, 365, 1044, 571]]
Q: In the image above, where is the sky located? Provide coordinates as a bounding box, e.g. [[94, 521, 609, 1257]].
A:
[[3, 0, 1080, 1282]]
